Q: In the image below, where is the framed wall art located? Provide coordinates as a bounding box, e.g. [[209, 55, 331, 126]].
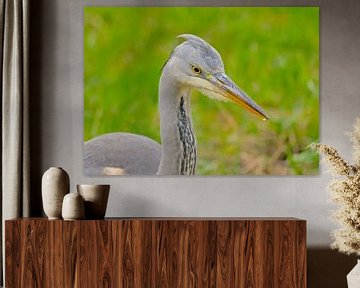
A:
[[83, 7, 319, 176]]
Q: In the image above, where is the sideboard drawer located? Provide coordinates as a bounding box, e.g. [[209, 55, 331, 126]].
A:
[[5, 218, 306, 287]]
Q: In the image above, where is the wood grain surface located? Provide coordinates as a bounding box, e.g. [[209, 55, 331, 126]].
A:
[[5, 218, 306, 287]]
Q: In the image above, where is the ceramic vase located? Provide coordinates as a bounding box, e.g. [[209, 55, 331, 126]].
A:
[[62, 192, 85, 220], [42, 167, 70, 219], [77, 184, 110, 219], [347, 259, 360, 288]]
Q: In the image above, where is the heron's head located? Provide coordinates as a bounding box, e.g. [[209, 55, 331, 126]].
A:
[[164, 34, 269, 120]]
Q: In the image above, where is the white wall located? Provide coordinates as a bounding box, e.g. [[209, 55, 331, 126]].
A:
[[31, 0, 360, 247]]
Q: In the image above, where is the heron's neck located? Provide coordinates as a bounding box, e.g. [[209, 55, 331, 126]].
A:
[[157, 69, 197, 175]]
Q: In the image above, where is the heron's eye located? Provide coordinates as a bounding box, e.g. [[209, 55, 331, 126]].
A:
[[191, 65, 202, 74]]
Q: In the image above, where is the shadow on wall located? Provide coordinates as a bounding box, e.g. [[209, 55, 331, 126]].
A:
[[29, 0, 46, 216], [106, 191, 184, 217], [308, 248, 357, 288]]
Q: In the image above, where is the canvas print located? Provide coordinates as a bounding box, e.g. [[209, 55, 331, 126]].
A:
[[84, 7, 319, 176]]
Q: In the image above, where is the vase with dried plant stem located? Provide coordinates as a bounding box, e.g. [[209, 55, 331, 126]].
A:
[[311, 118, 360, 287]]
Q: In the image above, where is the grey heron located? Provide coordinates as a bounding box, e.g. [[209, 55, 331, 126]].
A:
[[84, 34, 268, 176]]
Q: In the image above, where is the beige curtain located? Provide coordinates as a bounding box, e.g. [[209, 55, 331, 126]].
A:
[[0, 0, 30, 284]]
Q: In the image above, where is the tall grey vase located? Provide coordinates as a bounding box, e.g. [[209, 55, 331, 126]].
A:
[[42, 167, 70, 219]]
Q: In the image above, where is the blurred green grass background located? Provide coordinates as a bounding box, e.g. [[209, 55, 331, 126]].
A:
[[84, 7, 319, 175]]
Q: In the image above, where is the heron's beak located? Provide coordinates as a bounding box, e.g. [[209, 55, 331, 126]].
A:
[[208, 72, 269, 121]]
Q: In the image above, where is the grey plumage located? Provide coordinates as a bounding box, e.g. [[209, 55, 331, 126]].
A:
[[176, 34, 224, 71], [84, 133, 161, 176], [177, 96, 196, 175], [84, 34, 268, 176]]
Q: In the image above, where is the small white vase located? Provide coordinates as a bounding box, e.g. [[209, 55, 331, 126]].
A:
[[77, 184, 110, 219], [62, 192, 85, 220], [42, 167, 70, 219], [347, 259, 360, 288]]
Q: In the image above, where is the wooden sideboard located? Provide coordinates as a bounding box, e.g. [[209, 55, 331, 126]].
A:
[[5, 218, 306, 287]]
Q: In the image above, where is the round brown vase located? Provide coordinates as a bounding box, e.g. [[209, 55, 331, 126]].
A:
[[62, 192, 85, 220], [42, 167, 70, 219], [77, 184, 110, 219]]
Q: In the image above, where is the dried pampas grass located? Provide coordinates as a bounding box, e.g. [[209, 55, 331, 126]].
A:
[[311, 118, 360, 256]]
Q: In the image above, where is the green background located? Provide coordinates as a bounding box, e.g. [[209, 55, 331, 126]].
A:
[[84, 7, 319, 175]]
